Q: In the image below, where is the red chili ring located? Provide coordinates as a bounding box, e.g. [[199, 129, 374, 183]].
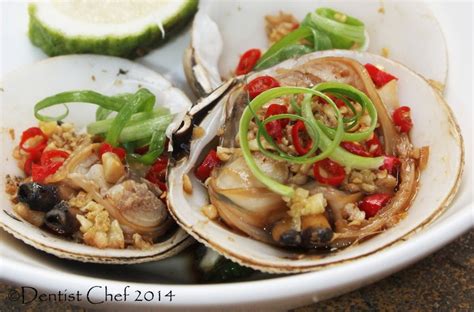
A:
[[40, 149, 70, 166], [99, 142, 127, 161], [246, 76, 280, 99], [19, 127, 48, 154], [195, 150, 221, 182], [340, 141, 371, 157], [264, 104, 289, 144], [31, 161, 63, 183], [313, 158, 346, 186], [365, 134, 384, 157], [292, 120, 313, 155], [392, 106, 413, 133], [235, 49, 261, 75], [146, 157, 169, 192]]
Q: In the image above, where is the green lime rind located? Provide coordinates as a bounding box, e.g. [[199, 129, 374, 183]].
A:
[[28, 0, 198, 59]]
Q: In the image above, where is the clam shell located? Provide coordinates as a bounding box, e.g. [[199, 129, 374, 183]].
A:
[[0, 55, 194, 264], [186, 0, 447, 96], [168, 50, 463, 273]]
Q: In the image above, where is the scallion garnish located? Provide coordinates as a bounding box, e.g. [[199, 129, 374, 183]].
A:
[[33, 88, 173, 164], [253, 7, 367, 71], [239, 82, 384, 197]]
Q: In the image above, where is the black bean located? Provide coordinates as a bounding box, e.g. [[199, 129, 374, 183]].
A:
[[301, 227, 334, 249], [18, 182, 61, 212], [279, 229, 302, 247], [44, 201, 78, 236]]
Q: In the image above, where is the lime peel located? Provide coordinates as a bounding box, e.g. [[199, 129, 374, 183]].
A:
[[28, 0, 198, 58]]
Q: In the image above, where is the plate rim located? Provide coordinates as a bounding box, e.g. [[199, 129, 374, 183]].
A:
[[2, 206, 471, 308]]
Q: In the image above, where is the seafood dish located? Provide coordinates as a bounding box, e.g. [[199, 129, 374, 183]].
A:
[[1, 55, 192, 263], [1, 3, 463, 276], [169, 50, 462, 272]]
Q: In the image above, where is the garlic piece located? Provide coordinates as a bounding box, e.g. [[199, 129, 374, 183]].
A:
[[287, 188, 327, 230], [183, 174, 193, 194], [201, 204, 218, 220], [102, 152, 125, 184]]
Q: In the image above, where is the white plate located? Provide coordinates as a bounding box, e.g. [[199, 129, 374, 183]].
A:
[[0, 1, 472, 310], [0, 54, 193, 264], [197, 0, 448, 86]]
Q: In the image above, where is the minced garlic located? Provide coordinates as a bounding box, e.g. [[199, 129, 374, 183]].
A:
[[39, 121, 60, 137], [216, 146, 236, 162], [265, 12, 299, 44], [76, 201, 125, 249], [343, 203, 366, 223], [286, 188, 327, 230], [132, 233, 152, 250]]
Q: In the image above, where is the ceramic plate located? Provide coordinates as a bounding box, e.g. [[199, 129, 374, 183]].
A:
[[0, 1, 472, 310]]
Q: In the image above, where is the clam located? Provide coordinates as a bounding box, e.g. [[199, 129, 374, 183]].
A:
[[45, 143, 173, 242], [0, 55, 193, 263], [184, 0, 447, 96], [168, 50, 463, 273]]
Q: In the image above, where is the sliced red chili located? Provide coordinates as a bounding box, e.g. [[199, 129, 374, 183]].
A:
[[112, 148, 126, 161], [366, 134, 383, 157], [264, 104, 288, 144], [291, 120, 313, 155], [99, 142, 126, 161], [381, 156, 401, 174], [324, 94, 346, 108], [235, 49, 261, 75], [358, 193, 392, 218], [392, 106, 413, 133], [195, 149, 221, 182], [99, 143, 113, 157], [364, 63, 398, 88], [319, 94, 346, 108], [340, 141, 371, 157], [247, 76, 280, 99], [313, 158, 346, 186], [265, 104, 289, 127], [40, 149, 70, 166], [31, 162, 63, 183], [19, 127, 48, 154], [145, 157, 168, 192], [23, 148, 44, 176], [24, 156, 35, 176], [265, 122, 283, 144]]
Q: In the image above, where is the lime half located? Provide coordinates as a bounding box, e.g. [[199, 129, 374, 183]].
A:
[[29, 0, 198, 58]]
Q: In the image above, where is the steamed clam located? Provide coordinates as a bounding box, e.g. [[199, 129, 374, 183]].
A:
[[184, 0, 448, 97], [45, 143, 173, 243], [0, 55, 193, 263], [169, 50, 463, 273]]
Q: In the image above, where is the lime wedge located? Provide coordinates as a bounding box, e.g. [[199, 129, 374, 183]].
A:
[[28, 0, 198, 58]]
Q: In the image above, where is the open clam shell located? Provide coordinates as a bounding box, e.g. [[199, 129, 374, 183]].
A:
[[0, 55, 194, 264], [185, 0, 447, 96], [168, 50, 463, 273]]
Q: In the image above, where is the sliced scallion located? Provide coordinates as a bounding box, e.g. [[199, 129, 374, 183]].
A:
[[239, 82, 384, 197], [252, 7, 366, 72], [87, 108, 169, 135], [34, 88, 172, 164]]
